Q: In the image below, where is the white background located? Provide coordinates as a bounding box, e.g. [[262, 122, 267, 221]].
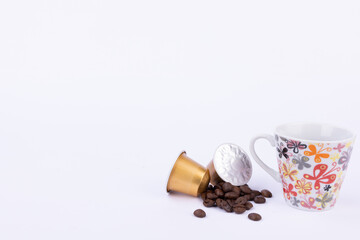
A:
[[1, 1, 360, 239]]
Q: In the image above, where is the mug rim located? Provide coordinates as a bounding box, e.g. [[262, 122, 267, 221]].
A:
[[274, 122, 356, 143]]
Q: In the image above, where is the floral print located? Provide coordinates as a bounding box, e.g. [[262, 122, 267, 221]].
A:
[[303, 163, 340, 190], [333, 182, 342, 194], [277, 142, 289, 159], [300, 196, 317, 210], [295, 178, 312, 194], [283, 182, 297, 200], [292, 155, 311, 170], [291, 197, 300, 207], [276, 135, 353, 211], [338, 146, 352, 170], [304, 144, 332, 163], [330, 153, 340, 162], [333, 143, 345, 152], [286, 140, 307, 153], [316, 192, 333, 208], [282, 163, 298, 181]]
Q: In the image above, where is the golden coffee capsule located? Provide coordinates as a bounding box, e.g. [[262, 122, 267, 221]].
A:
[[167, 151, 210, 197]]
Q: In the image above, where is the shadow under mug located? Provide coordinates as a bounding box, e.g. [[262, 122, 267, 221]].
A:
[[250, 122, 355, 211]]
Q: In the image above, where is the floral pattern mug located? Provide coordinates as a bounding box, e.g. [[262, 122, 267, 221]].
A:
[[250, 123, 355, 211]]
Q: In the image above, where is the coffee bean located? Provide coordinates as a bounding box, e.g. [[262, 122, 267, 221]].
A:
[[254, 196, 266, 204], [201, 192, 207, 200], [233, 203, 246, 208], [224, 191, 239, 199], [203, 199, 215, 207], [223, 203, 233, 212], [194, 209, 206, 218], [234, 207, 246, 214], [207, 185, 214, 191], [222, 182, 233, 192], [245, 201, 253, 210], [251, 190, 261, 196], [232, 186, 241, 195], [248, 213, 262, 221], [240, 185, 252, 194], [216, 198, 223, 208], [226, 199, 235, 207], [205, 190, 213, 195], [261, 189, 272, 198], [249, 192, 258, 201], [220, 200, 231, 210], [244, 194, 252, 201], [215, 189, 224, 197], [235, 197, 247, 205], [207, 192, 218, 199]]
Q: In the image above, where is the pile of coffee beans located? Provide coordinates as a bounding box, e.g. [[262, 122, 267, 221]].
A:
[[198, 181, 272, 221]]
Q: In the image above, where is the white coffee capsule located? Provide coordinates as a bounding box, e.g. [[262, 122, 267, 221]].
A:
[[213, 143, 252, 186]]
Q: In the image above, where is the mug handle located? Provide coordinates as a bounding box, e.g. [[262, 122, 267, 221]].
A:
[[249, 134, 281, 183]]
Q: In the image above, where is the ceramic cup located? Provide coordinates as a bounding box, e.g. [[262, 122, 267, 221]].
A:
[[249, 122, 355, 211]]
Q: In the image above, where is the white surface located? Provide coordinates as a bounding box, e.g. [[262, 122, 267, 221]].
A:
[[1, 1, 360, 239]]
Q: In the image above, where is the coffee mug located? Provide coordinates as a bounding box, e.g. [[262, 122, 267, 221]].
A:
[[250, 122, 355, 211]]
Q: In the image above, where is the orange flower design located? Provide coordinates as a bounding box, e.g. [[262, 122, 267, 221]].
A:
[[304, 144, 332, 163], [295, 178, 312, 194], [282, 163, 298, 181]]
